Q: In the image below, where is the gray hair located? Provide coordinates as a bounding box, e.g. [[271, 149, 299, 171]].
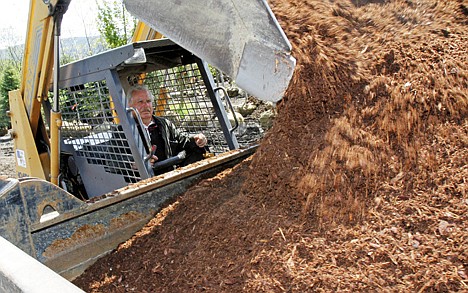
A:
[[127, 85, 154, 103]]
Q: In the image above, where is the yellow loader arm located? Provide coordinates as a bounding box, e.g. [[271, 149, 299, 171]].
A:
[[9, 0, 70, 181]]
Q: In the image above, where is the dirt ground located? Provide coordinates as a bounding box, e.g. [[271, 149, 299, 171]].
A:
[[4, 0, 467, 292]]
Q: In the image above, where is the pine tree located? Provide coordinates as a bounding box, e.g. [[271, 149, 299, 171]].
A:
[[0, 65, 20, 131]]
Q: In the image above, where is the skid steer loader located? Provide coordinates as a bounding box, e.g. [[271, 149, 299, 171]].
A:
[[0, 0, 295, 282]]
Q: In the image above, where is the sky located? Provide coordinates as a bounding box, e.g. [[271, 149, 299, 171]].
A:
[[0, 0, 100, 49]]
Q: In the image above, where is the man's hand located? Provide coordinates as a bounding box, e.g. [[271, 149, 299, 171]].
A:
[[149, 155, 158, 166], [132, 155, 157, 170], [194, 133, 207, 148]]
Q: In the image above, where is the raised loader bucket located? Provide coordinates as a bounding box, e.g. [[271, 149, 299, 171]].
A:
[[123, 0, 296, 102]]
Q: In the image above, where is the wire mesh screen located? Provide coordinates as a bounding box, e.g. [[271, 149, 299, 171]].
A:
[[59, 81, 141, 183], [127, 63, 231, 154]]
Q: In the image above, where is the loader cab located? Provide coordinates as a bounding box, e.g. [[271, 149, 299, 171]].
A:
[[53, 39, 243, 199]]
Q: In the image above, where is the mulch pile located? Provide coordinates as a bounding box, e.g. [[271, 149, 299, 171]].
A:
[[74, 0, 468, 291]]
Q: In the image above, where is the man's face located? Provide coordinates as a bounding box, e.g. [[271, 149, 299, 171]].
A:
[[129, 89, 153, 125]]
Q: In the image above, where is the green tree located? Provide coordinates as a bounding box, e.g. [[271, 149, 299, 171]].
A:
[[0, 65, 20, 131], [96, 0, 137, 48]]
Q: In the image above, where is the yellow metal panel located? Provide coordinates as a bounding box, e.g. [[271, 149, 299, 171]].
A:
[[8, 90, 47, 180], [132, 21, 163, 42], [21, 0, 57, 137]]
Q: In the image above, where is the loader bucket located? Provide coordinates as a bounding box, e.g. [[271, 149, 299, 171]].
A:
[[123, 0, 296, 102]]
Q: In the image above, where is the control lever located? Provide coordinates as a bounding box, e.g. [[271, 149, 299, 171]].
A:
[[153, 150, 187, 171]]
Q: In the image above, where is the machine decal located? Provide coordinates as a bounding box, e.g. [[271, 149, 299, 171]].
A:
[[16, 149, 27, 168]]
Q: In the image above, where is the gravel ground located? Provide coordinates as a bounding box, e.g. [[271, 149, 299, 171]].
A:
[[0, 139, 16, 178]]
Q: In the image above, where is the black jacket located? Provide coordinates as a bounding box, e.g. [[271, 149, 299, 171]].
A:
[[147, 115, 206, 174]]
